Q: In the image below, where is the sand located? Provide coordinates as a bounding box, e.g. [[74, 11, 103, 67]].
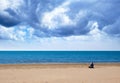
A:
[[0, 63, 120, 83]]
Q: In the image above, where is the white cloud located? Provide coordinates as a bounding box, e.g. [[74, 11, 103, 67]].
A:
[[0, 25, 35, 41], [0, 0, 23, 10], [88, 21, 107, 40], [0, 25, 16, 40], [41, 1, 74, 29], [0, 0, 10, 11]]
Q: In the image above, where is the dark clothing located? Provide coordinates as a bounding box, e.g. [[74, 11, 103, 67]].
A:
[[89, 62, 94, 68]]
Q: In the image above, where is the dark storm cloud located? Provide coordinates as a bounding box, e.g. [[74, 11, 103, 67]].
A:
[[0, 9, 20, 27]]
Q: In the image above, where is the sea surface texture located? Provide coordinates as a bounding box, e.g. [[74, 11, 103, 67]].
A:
[[0, 51, 120, 64]]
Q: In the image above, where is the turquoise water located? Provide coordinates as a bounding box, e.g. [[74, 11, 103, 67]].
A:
[[0, 51, 120, 64]]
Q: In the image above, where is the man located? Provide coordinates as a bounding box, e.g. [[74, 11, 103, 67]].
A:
[[89, 62, 94, 68]]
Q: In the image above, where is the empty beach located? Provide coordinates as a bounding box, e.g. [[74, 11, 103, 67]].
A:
[[0, 63, 120, 83]]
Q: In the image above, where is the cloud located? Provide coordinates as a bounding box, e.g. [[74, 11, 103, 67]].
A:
[[0, 12, 20, 27], [103, 17, 120, 37], [0, 25, 34, 40], [0, 0, 24, 27], [0, 0, 120, 40]]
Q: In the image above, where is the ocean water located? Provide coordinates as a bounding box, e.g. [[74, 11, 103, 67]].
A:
[[0, 51, 120, 64]]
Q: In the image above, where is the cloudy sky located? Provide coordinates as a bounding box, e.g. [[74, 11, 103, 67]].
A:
[[0, 0, 120, 50]]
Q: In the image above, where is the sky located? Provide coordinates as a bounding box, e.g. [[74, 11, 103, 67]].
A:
[[0, 0, 120, 50]]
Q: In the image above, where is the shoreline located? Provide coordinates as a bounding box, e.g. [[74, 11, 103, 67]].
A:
[[0, 63, 120, 69]]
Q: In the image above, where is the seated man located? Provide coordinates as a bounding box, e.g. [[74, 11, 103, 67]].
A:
[[89, 62, 94, 68]]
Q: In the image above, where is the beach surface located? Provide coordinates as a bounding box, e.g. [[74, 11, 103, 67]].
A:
[[0, 64, 120, 83]]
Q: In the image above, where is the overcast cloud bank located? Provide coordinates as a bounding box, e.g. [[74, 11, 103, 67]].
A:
[[0, 0, 120, 41]]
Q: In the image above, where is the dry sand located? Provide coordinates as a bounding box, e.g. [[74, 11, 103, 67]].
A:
[[0, 63, 120, 83]]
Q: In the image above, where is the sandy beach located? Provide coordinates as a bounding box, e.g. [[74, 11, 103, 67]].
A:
[[0, 64, 120, 83]]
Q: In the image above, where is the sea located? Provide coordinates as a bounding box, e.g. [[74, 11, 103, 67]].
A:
[[0, 51, 120, 64]]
